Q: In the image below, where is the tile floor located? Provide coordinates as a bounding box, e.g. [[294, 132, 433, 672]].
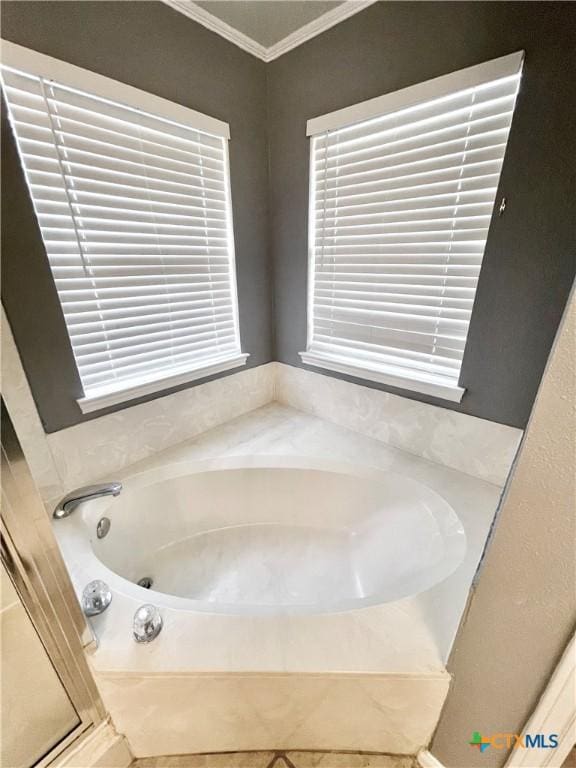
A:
[[133, 744, 576, 767], [133, 752, 415, 767]]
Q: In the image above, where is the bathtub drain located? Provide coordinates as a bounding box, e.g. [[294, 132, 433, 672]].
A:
[[137, 576, 153, 590]]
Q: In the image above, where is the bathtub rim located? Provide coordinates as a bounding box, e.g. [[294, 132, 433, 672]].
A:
[[54, 454, 467, 617]]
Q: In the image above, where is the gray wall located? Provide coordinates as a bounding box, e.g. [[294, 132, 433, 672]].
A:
[[1, 0, 273, 432], [267, 1, 576, 429], [432, 289, 576, 768], [3, 1, 576, 433]]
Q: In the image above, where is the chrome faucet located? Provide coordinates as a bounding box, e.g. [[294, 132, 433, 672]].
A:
[[53, 482, 122, 519]]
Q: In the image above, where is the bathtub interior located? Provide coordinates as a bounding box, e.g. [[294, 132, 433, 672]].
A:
[[77, 461, 467, 614]]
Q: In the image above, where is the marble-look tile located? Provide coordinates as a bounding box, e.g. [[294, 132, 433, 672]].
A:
[[286, 753, 414, 767], [96, 672, 448, 757], [1, 303, 276, 498], [2, 323, 518, 498], [47, 364, 276, 489], [275, 363, 522, 486], [134, 752, 275, 767], [1, 308, 65, 504], [66, 403, 501, 681], [91, 738, 133, 768]]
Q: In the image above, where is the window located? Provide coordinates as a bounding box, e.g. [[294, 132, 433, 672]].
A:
[[1, 43, 246, 413], [303, 53, 523, 402]]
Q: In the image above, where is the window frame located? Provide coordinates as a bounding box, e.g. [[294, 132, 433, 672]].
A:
[[301, 51, 524, 403], [2, 41, 247, 414]]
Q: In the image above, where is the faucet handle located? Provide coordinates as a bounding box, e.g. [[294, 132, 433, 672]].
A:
[[53, 482, 122, 519], [133, 604, 163, 643], [82, 580, 112, 616]]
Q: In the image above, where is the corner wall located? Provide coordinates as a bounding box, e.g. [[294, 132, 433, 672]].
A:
[[431, 288, 576, 767], [2, 1, 575, 432], [1, 0, 273, 432], [267, 1, 576, 428]]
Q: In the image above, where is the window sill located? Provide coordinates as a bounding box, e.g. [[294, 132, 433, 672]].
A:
[[299, 351, 466, 403], [76, 353, 249, 414]]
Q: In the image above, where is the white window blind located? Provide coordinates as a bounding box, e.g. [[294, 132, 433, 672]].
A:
[[1, 43, 246, 413], [302, 53, 523, 402]]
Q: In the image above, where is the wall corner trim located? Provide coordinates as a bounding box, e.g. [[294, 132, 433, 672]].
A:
[[417, 749, 447, 768], [160, 0, 379, 62], [54, 718, 132, 768], [505, 633, 576, 768]]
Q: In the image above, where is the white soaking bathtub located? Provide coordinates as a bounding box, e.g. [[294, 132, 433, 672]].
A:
[[52, 398, 505, 758], [56, 456, 466, 617]]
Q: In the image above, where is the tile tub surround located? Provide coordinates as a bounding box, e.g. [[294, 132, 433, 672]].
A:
[[275, 364, 522, 486], [48, 362, 521, 489], [96, 672, 448, 757], [2, 314, 520, 497], [2, 308, 275, 500], [66, 404, 502, 672], [54, 403, 504, 756], [2, 326, 519, 753], [45, 364, 276, 489], [1, 307, 275, 497]]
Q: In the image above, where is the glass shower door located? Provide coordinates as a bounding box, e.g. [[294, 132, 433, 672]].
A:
[[1, 400, 105, 767], [1, 564, 81, 767]]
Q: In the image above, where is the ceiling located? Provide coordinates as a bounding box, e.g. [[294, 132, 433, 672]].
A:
[[161, 0, 377, 61]]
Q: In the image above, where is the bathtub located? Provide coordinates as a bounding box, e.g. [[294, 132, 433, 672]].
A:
[[57, 456, 466, 617], [53, 433, 499, 757]]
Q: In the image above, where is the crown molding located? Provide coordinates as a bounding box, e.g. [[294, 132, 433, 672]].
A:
[[160, 0, 379, 63], [265, 1, 378, 61], [161, 0, 269, 60]]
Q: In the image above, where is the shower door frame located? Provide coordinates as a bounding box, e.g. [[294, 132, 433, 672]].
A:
[[1, 400, 107, 767]]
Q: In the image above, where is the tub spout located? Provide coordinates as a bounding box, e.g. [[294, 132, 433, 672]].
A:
[[53, 482, 122, 519]]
